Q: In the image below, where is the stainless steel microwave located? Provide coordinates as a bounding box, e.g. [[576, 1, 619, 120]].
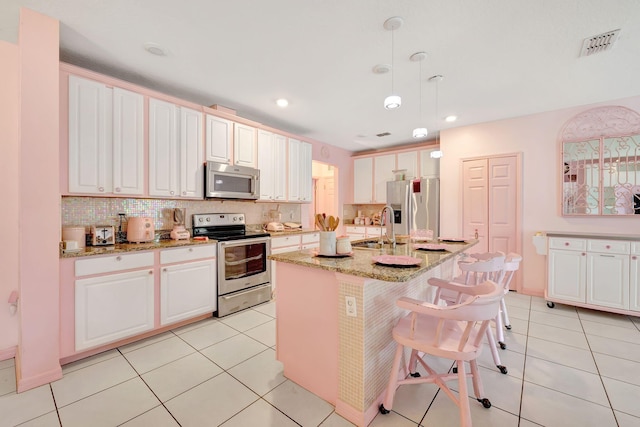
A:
[[205, 161, 260, 200]]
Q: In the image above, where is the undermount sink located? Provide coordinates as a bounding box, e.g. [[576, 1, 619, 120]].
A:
[[352, 241, 384, 249]]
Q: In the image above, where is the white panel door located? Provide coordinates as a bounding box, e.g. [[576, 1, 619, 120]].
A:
[[488, 157, 518, 255], [374, 154, 396, 203], [462, 159, 488, 252], [148, 98, 179, 196], [75, 269, 154, 351], [353, 157, 373, 203], [179, 107, 203, 198], [586, 253, 629, 310], [160, 260, 216, 325], [112, 87, 144, 195], [548, 249, 586, 303], [205, 115, 233, 164], [68, 75, 112, 194], [234, 123, 257, 167]]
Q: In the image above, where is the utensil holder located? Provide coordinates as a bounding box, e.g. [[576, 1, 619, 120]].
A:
[[319, 231, 337, 255]]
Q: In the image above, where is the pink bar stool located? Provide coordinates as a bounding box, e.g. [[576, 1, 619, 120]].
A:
[[380, 278, 503, 427]]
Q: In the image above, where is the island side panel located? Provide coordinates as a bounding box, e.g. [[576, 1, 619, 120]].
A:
[[275, 262, 339, 405]]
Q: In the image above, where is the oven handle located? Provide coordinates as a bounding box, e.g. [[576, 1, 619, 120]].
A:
[[219, 237, 271, 247], [220, 284, 270, 300]]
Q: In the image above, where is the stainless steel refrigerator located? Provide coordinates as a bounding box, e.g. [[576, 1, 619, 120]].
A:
[[386, 178, 439, 237]]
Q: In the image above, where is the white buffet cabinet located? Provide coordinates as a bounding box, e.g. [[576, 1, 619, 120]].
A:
[[546, 232, 640, 315]]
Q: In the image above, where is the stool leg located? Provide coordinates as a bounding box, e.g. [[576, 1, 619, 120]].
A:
[[381, 344, 404, 412], [485, 327, 508, 374], [501, 298, 511, 330], [457, 360, 472, 427]]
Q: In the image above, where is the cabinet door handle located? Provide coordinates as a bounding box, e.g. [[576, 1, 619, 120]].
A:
[[149, 270, 153, 275], [170, 191, 175, 195], [188, 248, 193, 252], [581, 252, 586, 256], [116, 256, 122, 261], [565, 242, 570, 246], [605, 245, 611, 249], [599, 254, 615, 258], [98, 187, 105, 192], [115, 187, 121, 192], [163, 268, 167, 272], [633, 256, 637, 260]]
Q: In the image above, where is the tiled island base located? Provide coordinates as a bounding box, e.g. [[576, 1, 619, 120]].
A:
[[274, 258, 456, 426]]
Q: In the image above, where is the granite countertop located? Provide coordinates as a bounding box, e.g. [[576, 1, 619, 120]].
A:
[[60, 238, 217, 258], [545, 231, 640, 241], [266, 228, 319, 236], [268, 239, 478, 282]]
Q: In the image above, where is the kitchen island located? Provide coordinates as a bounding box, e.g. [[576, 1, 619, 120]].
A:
[[269, 239, 477, 427]]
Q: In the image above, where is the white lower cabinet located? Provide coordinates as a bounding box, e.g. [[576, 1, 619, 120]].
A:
[[547, 236, 638, 315], [160, 245, 217, 326], [75, 268, 155, 351], [160, 260, 216, 325]]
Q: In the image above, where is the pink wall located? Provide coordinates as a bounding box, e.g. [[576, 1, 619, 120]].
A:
[[16, 8, 62, 391], [0, 41, 20, 356], [439, 95, 640, 296]]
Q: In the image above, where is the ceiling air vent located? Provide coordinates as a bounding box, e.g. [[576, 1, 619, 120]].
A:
[[376, 132, 391, 137], [580, 29, 621, 57]]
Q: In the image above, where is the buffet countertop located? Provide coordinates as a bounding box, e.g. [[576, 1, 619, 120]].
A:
[[60, 238, 217, 259], [268, 239, 478, 282]]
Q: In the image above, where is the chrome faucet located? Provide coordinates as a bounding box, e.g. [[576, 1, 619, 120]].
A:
[[380, 205, 396, 249]]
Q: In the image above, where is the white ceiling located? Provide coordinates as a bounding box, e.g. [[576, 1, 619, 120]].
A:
[[2, 0, 640, 153]]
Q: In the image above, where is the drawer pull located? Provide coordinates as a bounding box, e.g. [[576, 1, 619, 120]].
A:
[[565, 242, 570, 246], [599, 254, 614, 258], [149, 270, 153, 275], [633, 256, 637, 260], [581, 252, 586, 256], [163, 268, 167, 272], [605, 245, 611, 249], [116, 256, 122, 261]]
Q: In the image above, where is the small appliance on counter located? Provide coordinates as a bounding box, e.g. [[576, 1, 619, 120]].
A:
[[266, 222, 284, 232], [170, 208, 190, 240], [91, 225, 115, 246], [62, 226, 86, 249], [127, 217, 155, 243]]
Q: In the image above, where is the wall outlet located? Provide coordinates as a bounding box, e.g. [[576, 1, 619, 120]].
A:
[[345, 296, 357, 317]]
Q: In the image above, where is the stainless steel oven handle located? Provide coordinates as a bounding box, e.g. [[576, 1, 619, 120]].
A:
[[219, 237, 271, 246], [220, 285, 269, 300]]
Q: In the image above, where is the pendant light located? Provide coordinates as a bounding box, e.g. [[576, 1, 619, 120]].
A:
[[383, 17, 403, 110], [410, 52, 428, 138], [429, 75, 444, 158]]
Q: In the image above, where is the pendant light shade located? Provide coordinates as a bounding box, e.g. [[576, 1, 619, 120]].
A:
[[411, 51, 428, 138], [383, 17, 403, 110], [384, 95, 401, 110]]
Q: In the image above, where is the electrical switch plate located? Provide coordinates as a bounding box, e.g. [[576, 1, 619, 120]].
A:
[[345, 296, 357, 317]]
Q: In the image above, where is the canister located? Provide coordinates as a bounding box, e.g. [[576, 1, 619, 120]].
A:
[[62, 226, 86, 248]]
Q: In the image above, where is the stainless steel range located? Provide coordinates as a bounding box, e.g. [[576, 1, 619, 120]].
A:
[[192, 213, 271, 317]]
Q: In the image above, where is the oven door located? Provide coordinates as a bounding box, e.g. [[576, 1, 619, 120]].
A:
[[217, 237, 271, 295]]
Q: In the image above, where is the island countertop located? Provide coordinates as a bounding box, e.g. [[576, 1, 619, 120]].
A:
[[268, 239, 478, 282]]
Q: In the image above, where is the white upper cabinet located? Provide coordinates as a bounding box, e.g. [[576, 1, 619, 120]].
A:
[[68, 75, 144, 195], [419, 148, 440, 178], [374, 154, 396, 203], [205, 115, 233, 164], [149, 98, 203, 198], [353, 157, 373, 203], [288, 138, 313, 202], [397, 151, 418, 180], [233, 123, 257, 168], [257, 130, 287, 201]]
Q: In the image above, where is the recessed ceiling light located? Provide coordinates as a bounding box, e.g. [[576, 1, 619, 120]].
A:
[[372, 64, 391, 74], [445, 115, 457, 122], [276, 98, 289, 108], [143, 42, 166, 56]]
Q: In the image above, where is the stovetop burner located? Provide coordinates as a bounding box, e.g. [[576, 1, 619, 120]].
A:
[[192, 213, 270, 241]]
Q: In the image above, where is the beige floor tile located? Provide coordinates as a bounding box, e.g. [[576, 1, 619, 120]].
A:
[[319, 412, 357, 426], [526, 337, 597, 373], [521, 381, 617, 427], [0, 359, 15, 370], [530, 299, 578, 317], [0, 385, 56, 427], [219, 309, 273, 332], [252, 300, 276, 318], [582, 320, 640, 344], [615, 410, 640, 427], [170, 316, 219, 335], [176, 320, 239, 350], [119, 405, 179, 427], [382, 380, 437, 423], [524, 356, 608, 404], [421, 392, 519, 427], [369, 411, 419, 426], [15, 410, 60, 427], [227, 349, 286, 396], [477, 347, 526, 379], [529, 309, 583, 331], [164, 373, 258, 426], [220, 399, 298, 427], [141, 352, 223, 402], [263, 380, 334, 426], [527, 322, 589, 349], [0, 366, 16, 397], [61, 349, 120, 374], [58, 378, 158, 427], [587, 334, 640, 362], [123, 336, 195, 374], [244, 319, 276, 347], [52, 355, 137, 407], [577, 308, 637, 329], [594, 352, 640, 386], [118, 331, 175, 354], [200, 334, 268, 370], [602, 377, 640, 417]]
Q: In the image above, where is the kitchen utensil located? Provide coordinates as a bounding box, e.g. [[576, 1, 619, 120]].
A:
[[316, 214, 326, 231], [334, 217, 340, 230]]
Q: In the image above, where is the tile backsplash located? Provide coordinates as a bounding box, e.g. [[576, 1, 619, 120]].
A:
[[61, 196, 302, 233]]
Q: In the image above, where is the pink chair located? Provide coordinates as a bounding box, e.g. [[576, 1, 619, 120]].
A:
[[380, 278, 503, 427], [447, 253, 508, 374]]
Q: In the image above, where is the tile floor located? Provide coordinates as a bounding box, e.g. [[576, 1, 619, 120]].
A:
[[2, 293, 640, 426]]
